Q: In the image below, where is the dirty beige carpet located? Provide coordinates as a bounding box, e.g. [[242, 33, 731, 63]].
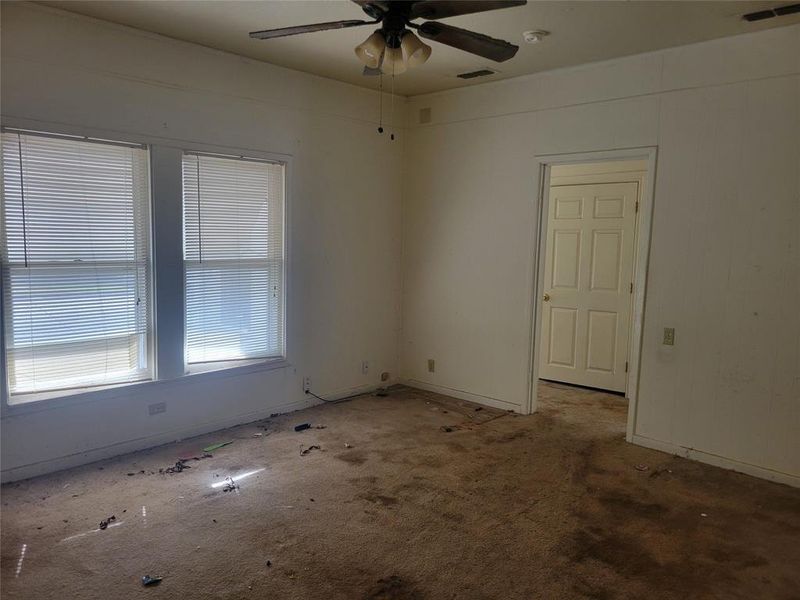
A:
[[1, 383, 799, 599]]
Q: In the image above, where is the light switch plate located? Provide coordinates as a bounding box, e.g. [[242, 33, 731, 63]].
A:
[[663, 327, 675, 346]]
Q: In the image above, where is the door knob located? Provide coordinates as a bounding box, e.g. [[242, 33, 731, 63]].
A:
[[543, 293, 550, 302]]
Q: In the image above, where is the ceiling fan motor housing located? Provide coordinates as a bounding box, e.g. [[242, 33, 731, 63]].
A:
[[380, 12, 409, 48]]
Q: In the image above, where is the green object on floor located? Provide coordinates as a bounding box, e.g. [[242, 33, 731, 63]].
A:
[[202, 441, 233, 453]]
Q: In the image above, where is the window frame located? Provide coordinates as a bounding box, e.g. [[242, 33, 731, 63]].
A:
[[0, 120, 292, 416], [1, 128, 155, 400], [180, 150, 287, 371]]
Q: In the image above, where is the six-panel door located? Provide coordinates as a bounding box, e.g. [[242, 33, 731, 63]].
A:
[[539, 182, 638, 393]]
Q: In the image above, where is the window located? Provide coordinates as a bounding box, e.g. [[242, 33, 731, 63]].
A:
[[182, 153, 284, 364], [1, 131, 152, 398]]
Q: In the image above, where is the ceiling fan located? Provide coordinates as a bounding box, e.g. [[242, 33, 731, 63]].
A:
[[249, 1, 528, 75]]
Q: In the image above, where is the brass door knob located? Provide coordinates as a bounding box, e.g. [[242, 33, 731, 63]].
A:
[[543, 293, 550, 302]]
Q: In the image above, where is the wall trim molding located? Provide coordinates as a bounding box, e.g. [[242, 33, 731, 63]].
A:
[[631, 434, 800, 489], [403, 379, 520, 413]]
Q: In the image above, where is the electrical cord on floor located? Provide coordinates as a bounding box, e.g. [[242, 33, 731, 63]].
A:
[[305, 390, 360, 405], [305, 388, 388, 405]]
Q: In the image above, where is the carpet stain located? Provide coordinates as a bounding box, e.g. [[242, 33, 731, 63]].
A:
[[365, 575, 420, 599], [337, 450, 368, 465], [360, 493, 399, 507]]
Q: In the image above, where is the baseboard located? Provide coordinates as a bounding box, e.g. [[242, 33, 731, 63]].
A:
[[0, 383, 385, 483], [631, 434, 800, 489], [403, 379, 521, 413]]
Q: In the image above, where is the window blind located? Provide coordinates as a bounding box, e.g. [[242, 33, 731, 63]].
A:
[[182, 153, 284, 364], [1, 131, 152, 397]]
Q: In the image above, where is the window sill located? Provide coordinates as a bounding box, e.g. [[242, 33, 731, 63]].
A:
[[2, 357, 289, 417], [6, 378, 154, 408], [184, 357, 288, 379]]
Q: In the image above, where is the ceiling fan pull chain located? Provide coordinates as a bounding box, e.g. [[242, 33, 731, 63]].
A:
[[390, 69, 395, 141], [378, 72, 384, 134]]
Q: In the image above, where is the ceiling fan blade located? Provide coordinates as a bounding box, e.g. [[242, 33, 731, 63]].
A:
[[249, 20, 375, 40], [411, 0, 526, 21], [418, 22, 519, 62], [351, 0, 390, 11], [351, 0, 391, 19]]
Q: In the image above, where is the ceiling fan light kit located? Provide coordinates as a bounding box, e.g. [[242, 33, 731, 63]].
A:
[[355, 30, 432, 75], [250, 1, 528, 75]]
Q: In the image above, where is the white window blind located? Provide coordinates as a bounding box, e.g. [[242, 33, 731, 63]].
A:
[[182, 153, 284, 364], [1, 131, 152, 397]]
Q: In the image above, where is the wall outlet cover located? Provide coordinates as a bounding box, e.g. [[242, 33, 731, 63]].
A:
[[663, 327, 675, 346], [427, 359, 435, 373]]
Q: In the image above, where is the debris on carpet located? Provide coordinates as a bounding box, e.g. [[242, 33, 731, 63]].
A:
[[649, 467, 673, 478], [141, 575, 162, 586], [99, 515, 116, 530], [202, 441, 233, 453], [161, 460, 191, 474], [300, 445, 322, 456]]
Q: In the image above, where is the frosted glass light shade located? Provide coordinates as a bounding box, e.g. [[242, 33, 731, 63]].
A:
[[355, 31, 385, 69], [381, 46, 407, 75], [401, 32, 432, 67]]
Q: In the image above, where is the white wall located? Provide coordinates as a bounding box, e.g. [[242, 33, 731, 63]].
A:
[[0, 3, 403, 481], [401, 25, 800, 485]]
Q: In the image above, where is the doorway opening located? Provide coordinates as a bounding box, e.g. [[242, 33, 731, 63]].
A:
[[527, 148, 657, 441]]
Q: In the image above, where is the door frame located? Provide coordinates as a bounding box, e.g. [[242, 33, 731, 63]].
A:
[[525, 147, 658, 443]]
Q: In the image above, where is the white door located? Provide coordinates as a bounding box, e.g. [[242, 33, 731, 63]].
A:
[[539, 182, 638, 393]]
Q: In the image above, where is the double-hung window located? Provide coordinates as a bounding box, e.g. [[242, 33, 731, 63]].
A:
[[181, 153, 285, 365], [1, 131, 152, 399]]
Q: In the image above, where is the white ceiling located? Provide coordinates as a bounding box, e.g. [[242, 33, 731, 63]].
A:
[[38, 1, 800, 96]]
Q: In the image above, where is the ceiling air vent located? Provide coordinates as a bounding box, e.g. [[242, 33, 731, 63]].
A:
[[775, 2, 800, 14], [742, 3, 800, 21], [457, 68, 497, 80]]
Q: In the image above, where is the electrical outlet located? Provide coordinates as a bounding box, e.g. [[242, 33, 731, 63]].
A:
[[381, 371, 389, 382], [427, 359, 435, 373], [663, 327, 675, 346], [148, 402, 166, 416], [361, 360, 370, 375], [303, 376, 312, 393]]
